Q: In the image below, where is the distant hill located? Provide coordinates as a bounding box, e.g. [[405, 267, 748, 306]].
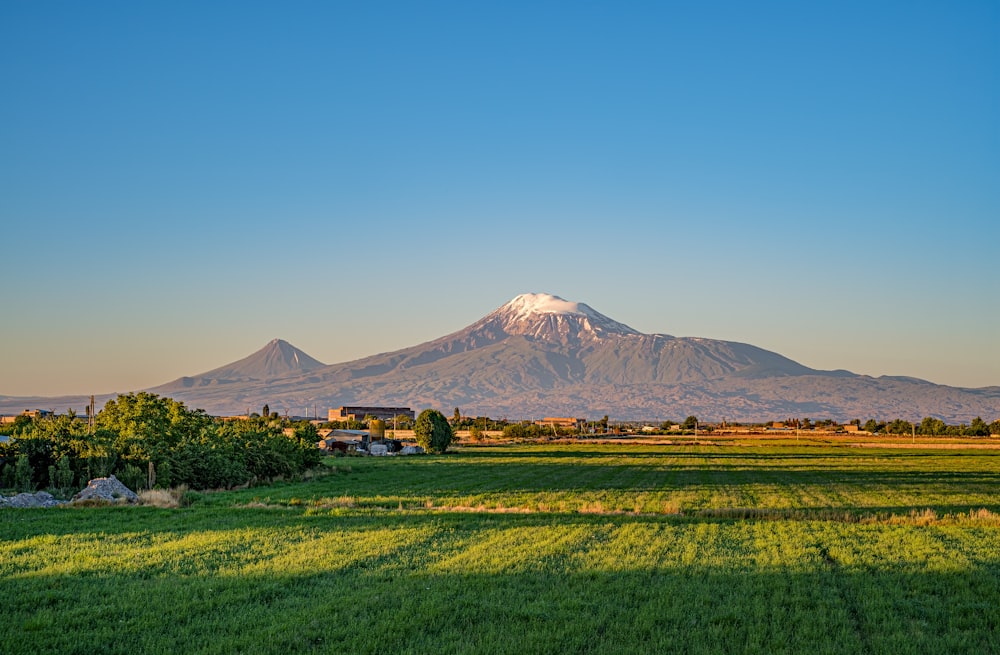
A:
[[3, 294, 998, 422]]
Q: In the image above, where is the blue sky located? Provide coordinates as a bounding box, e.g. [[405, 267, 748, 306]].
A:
[[2, 1, 998, 396]]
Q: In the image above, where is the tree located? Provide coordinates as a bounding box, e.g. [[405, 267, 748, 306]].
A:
[[886, 419, 912, 435], [262, 404, 269, 419], [453, 407, 462, 425], [919, 417, 947, 436], [681, 416, 698, 430], [968, 417, 990, 437], [414, 409, 453, 454]]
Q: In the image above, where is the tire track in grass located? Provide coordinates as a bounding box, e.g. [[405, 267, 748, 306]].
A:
[[810, 524, 872, 655]]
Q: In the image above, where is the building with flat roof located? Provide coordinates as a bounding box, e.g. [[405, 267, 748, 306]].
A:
[[328, 406, 414, 422]]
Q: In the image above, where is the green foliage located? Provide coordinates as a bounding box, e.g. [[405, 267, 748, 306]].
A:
[[680, 416, 698, 430], [886, 419, 913, 435], [503, 423, 527, 439], [118, 463, 146, 492], [967, 417, 990, 437], [47, 455, 74, 492], [0, 464, 13, 489], [414, 409, 453, 454], [14, 454, 34, 492], [155, 460, 173, 488], [0, 393, 321, 492], [919, 417, 948, 435]]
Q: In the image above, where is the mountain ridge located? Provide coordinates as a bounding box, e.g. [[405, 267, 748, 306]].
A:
[[2, 294, 998, 422]]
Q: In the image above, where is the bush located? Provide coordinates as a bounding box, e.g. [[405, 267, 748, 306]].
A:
[[414, 409, 454, 454]]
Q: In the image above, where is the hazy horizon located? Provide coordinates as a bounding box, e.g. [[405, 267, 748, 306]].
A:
[[2, 2, 998, 396]]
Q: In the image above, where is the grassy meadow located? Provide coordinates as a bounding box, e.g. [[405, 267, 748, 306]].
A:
[[4, 442, 1000, 654]]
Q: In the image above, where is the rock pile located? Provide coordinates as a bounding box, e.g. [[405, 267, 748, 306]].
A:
[[72, 475, 139, 505], [0, 491, 66, 508]]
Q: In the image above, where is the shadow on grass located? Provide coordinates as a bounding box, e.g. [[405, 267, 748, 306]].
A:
[[2, 532, 999, 655]]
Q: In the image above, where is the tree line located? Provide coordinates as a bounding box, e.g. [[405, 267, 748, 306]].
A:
[[0, 392, 321, 495]]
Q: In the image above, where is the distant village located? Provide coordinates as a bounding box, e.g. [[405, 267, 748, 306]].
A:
[[5, 402, 997, 450]]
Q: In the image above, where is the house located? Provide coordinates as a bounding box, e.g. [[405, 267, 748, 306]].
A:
[[317, 429, 370, 453]]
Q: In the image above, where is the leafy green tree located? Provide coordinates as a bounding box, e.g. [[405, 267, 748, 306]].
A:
[[503, 423, 527, 439], [991, 420, 1000, 436], [97, 392, 210, 464], [414, 409, 453, 454], [919, 417, 947, 436], [968, 417, 990, 437], [681, 416, 698, 430], [886, 419, 912, 435]]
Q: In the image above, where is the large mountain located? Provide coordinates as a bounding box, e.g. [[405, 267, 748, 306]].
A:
[[4, 293, 999, 422], [145, 293, 1000, 422]]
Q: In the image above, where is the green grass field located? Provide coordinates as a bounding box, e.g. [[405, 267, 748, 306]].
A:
[[4, 443, 1000, 654]]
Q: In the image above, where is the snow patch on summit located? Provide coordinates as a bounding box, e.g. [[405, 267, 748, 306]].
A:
[[504, 293, 595, 319], [486, 293, 641, 338]]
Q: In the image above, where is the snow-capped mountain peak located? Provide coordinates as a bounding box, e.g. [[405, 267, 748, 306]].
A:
[[504, 293, 595, 319], [482, 293, 641, 340]]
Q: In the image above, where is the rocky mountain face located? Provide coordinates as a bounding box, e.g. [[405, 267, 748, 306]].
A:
[[4, 294, 999, 422]]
